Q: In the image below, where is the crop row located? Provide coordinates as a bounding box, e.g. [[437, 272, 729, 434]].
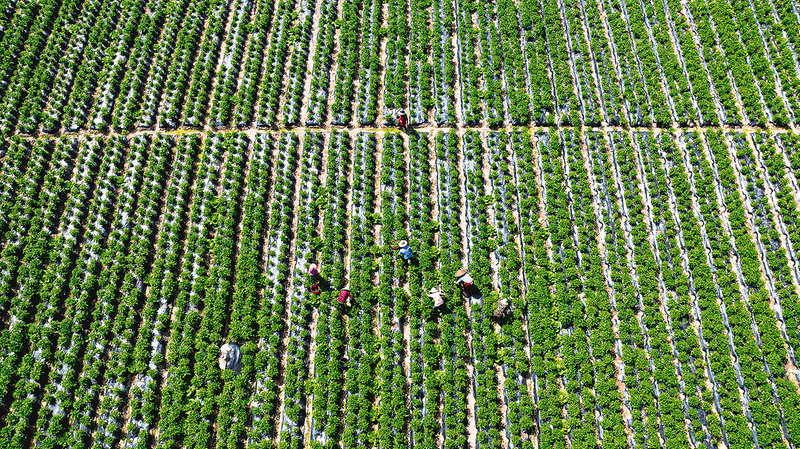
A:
[[308, 131, 347, 447], [339, 133, 379, 449], [2, 129, 800, 448], [5, 0, 800, 134]]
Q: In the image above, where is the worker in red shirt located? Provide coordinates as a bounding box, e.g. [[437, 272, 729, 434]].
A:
[[337, 286, 353, 306], [397, 109, 408, 130]]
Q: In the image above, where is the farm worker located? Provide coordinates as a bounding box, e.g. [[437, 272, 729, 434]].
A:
[[337, 286, 353, 306], [397, 240, 413, 260], [454, 269, 474, 288], [427, 287, 445, 308], [494, 297, 509, 317], [397, 109, 408, 129], [218, 343, 241, 371], [308, 263, 319, 279]]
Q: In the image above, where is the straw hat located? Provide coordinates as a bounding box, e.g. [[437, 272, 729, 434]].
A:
[[455, 269, 467, 278], [398, 109, 406, 116], [341, 283, 350, 291], [398, 240, 408, 248], [429, 287, 440, 295]]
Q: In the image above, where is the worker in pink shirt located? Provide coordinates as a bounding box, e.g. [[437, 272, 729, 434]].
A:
[[308, 263, 321, 295], [427, 287, 445, 308], [308, 263, 319, 279]]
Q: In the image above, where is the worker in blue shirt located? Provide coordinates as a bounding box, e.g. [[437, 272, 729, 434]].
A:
[[397, 240, 413, 260]]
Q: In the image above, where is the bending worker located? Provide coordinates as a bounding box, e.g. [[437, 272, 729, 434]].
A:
[[308, 263, 319, 279], [397, 109, 408, 130], [454, 269, 473, 288], [337, 286, 353, 306], [427, 287, 445, 308], [397, 240, 413, 260]]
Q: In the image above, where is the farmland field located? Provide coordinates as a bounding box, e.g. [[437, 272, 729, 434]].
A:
[[4, 0, 800, 448]]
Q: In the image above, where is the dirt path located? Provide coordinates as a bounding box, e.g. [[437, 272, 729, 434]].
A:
[[11, 123, 800, 144]]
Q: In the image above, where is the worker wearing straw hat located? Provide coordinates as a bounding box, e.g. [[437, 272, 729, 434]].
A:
[[397, 109, 408, 130], [427, 287, 445, 308], [396, 240, 413, 260], [454, 269, 474, 288]]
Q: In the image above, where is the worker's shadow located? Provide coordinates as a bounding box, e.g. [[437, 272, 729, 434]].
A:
[[494, 311, 514, 326], [315, 277, 332, 292], [429, 302, 450, 320], [425, 285, 484, 320], [335, 301, 352, 314], [308, 277, 332, 306], [463, 284, 482, 300]]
